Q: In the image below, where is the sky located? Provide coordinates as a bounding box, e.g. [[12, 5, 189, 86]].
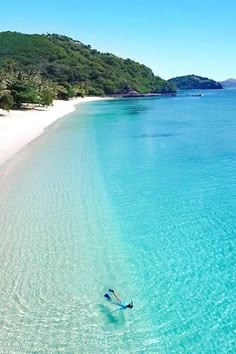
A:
[[1, 0, 235, 81]]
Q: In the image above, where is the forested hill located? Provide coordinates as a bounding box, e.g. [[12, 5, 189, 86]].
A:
[[168, 75, 222, 90], [0, 31, 175, 95]]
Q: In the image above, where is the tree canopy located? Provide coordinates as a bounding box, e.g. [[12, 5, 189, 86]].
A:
[[168, 74, 222, 90], [0, 59, 57, 110], [0, 31, 176, 96]]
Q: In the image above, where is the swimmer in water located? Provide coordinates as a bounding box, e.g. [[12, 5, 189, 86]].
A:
[[104, 289, 133, 309]]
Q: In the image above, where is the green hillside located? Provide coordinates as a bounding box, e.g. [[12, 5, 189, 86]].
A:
[[0, 31, 175, 95], [168, 74, 222, 90]]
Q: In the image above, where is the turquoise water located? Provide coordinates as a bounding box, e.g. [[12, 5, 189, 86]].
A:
[[0, 90, 235, 352]]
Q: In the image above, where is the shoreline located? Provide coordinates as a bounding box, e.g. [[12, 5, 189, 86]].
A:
[[0, 97, 107, 167]]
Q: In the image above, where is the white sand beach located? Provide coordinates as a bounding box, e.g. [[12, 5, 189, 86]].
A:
[[0, 97, 106, 167]]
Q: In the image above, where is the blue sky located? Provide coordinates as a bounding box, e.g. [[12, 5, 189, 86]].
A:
[[1, 0, 235, 81]]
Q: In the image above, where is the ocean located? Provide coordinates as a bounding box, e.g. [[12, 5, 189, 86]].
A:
[[0, 89, 235, 352]]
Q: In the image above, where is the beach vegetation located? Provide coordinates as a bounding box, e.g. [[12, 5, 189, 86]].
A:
[[39, 88, 54, 107], [9, 80, 40, 108], [73, 83, 88, 98], [0, 93, 14, 112], [0, 31, 176, 103], [55, 84, 74, 100], [0, 59, 57, 110]]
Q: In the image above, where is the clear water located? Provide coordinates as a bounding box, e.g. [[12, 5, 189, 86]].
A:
[[0, 90, 235, 352]]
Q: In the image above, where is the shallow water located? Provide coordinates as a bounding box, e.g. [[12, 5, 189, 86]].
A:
[[0, 90, 235, 352]]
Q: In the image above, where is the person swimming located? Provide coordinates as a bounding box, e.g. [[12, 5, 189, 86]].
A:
[[104, 289, 133, 309]]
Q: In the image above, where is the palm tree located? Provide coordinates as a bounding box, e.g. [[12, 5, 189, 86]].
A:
[[0, 70, 8, 96], [3, 58, 16, 74], [0, 71, 13, 112]]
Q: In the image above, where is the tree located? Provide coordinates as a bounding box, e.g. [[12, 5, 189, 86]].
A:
[[55, 84, 74, 100], [0, 56, 57, 111], [10, 80, 40, 108], [0, 93, 14, 112], [3, 58, 16, 74], [74, 82, 88, 97], [39, 88, 54, 107], [0, 32, 176, 96]]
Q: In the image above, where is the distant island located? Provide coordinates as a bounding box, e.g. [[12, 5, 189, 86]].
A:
[[0, 31, 176, 111], [219, 78, 236, 88], [167, 74, 222, 90]]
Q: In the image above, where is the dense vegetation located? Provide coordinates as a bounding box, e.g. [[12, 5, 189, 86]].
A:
[[0, 31, 176, 101], [0, 57, 87, 111], [0, 59, 52, 111], [168, 75, 222, 90]]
